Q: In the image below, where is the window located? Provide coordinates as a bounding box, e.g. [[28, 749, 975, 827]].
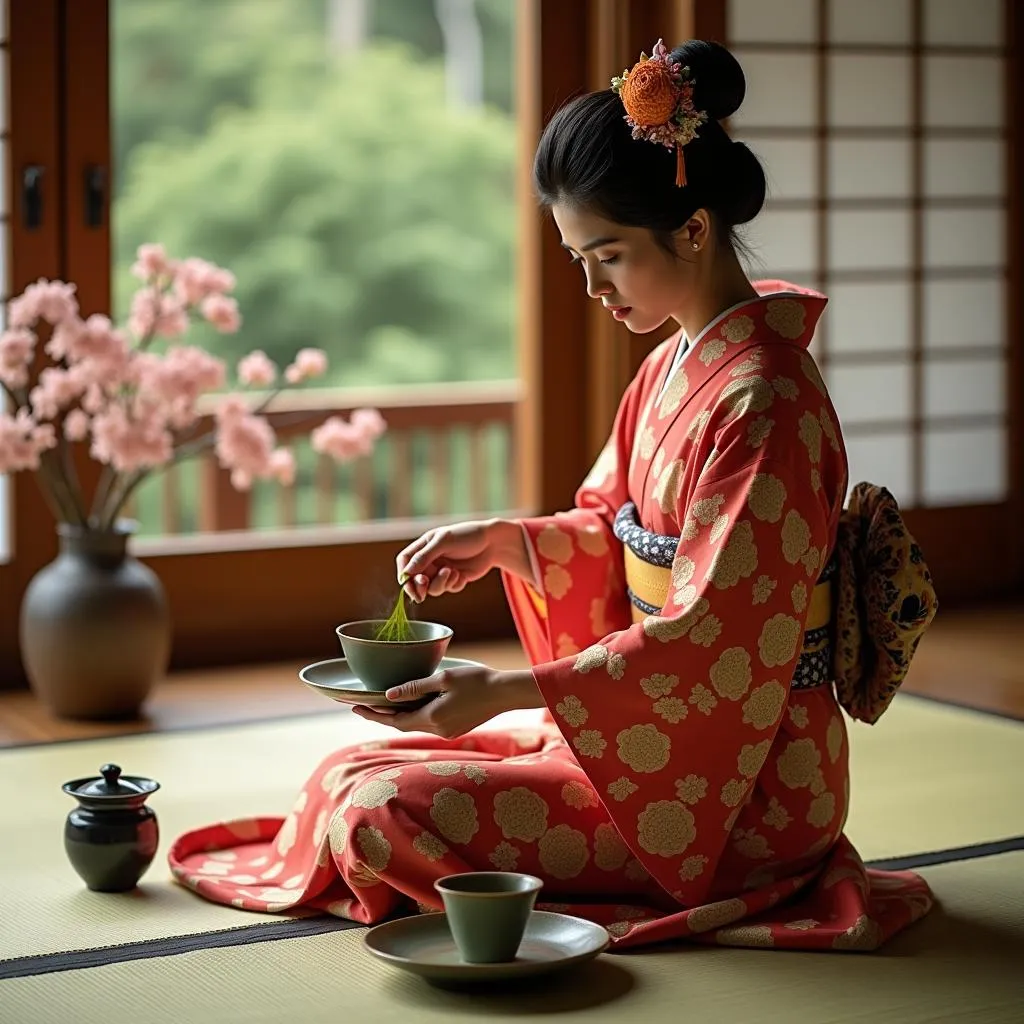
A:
[[2, 0, 611, 680], [109, 0, 522, 543], [730, 0, 1011, 509]]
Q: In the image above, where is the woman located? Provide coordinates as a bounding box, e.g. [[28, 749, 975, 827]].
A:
[[171, 39, 935, 951]]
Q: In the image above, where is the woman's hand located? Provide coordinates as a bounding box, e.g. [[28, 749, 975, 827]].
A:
[[351, 666, 543, 739], [396, 518, 532, 602]]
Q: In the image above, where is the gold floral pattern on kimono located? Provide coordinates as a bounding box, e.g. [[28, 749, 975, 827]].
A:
[[169, 282, 932, 955]]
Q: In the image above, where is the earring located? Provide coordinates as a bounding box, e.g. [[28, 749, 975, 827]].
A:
[[691, 241, 699, 250]]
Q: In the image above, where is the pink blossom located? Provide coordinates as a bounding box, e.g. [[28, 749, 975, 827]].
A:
[[173, 257, 236, 306], [7, 279, 79, 329], [310, 409, 385, 461], [128, 288, 190, 339], [72, 315, 126, 360], [0, 408, 58, 472], [200, 294, 241, 334], [64, 409, 90, 442], [48, 315, 131, 382], [310, 418, 357, 460], [30, 367, 85, 420], [81, 384, 107, 415], [311, 417, 367, 461], [214, 395, 251, 422], [0, 328, 36, 389], [131, 243, 174, 282], [72, 353, 123, 393], [350, 407, 387, 443], [134, 346, 227, 429], [214, 410, 277, 485], [172, 259, 211, 305], [45, 319, 84, 362], [205, 266, 236, 294], [284, 348, 329, 384], [237, 350, 276, 388], [268, 448, 296, 486], [90, 403, 173, 472]]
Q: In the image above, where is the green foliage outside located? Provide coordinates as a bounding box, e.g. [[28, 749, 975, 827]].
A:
[[111, 0, 519, 533]]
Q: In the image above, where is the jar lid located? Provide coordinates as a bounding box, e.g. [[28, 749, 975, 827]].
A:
[[63, 763, 160, 801]]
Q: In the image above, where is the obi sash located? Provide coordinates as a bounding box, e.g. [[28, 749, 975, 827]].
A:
[[613, 502, 833, 691]]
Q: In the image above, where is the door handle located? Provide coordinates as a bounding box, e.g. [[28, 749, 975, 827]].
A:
[[21, 164, 44, 230], [84, 165, 106, 228]]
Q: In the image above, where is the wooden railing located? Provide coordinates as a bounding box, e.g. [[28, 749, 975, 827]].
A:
[[126, 380, 522, 537]]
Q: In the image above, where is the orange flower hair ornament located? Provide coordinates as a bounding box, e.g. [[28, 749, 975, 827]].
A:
[[611, 39, 708, 187]]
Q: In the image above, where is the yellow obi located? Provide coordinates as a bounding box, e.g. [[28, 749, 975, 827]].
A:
[[614, 502, 834, 690], [623, 545, 832, 635]]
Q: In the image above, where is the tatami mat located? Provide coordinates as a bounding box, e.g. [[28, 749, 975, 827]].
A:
[[3, 852, 1022, 1024], [1, 695, 1021, 966]]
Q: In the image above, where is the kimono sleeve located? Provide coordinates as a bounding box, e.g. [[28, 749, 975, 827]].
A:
[[500, 372, 645, 664], [528, 395, 837, 905]]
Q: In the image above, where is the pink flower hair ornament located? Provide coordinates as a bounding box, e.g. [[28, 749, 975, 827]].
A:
[[611, 39, 708, 187]]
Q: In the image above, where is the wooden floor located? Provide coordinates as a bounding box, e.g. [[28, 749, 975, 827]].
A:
[[1, 604, 1022, 747]]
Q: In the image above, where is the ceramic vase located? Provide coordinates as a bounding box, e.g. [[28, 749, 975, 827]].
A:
[[19, 522, 171, 720]]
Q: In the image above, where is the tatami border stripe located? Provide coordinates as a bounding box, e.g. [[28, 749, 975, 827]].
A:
[[0, 917, 362, 981], [863, 834, 1024, 871], [2, 835, 1021, 982]]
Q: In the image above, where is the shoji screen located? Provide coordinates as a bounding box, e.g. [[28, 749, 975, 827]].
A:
[[727, 0, 1008, 510]]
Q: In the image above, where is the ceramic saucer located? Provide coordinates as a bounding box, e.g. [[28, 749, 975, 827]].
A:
[[363, 910, 610, 986], [299, 656, 485, 708]]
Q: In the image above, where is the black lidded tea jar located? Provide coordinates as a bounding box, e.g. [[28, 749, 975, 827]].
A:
[[62, 763, 160, 892]]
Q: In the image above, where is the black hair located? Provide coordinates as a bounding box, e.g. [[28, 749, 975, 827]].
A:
[[533, 40, 766, 255]]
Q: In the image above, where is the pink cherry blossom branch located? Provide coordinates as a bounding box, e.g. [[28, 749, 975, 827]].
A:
[[90, 465, 118, 526], [85, 286, 162, 527], [96, 387, 283, 529], [3, 385, 96, 527], [34, 452, 73, 523], [57, 434, 88, 524], [98, 469, 143, 531], [41, 447, 87, 525], [0, 377, 26, 411], [98, 424, 220, 529], [95, 385, 324, 529], [3, 253, 369, 533], [0, 378, 81, 523]]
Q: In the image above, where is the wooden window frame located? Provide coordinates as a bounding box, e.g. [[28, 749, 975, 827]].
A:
[[1, 0, 64, 686]]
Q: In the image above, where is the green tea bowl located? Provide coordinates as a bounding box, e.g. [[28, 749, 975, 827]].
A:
[[435, 871, 543, 964], [335, 619, 453, 691]]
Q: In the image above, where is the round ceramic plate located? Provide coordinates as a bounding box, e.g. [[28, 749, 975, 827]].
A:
[[363, 910, 610, 986], [299, 656, 485, 708]]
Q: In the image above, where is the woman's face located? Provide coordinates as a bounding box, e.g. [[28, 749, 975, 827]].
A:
[[551, 203, 692, 334]]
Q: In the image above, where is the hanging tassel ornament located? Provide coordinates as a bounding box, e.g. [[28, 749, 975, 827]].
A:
[[675, 145, 687, 187], [611, 38, 708, 188]]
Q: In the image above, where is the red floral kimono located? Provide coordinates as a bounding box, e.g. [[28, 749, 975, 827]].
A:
[[170, 282, 933, 951]]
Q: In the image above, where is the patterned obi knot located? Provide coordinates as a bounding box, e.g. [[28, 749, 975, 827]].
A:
[[613, 502, 834, 691]]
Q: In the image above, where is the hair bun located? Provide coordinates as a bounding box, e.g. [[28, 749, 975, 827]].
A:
[[668, 40, 745, 122], [714, 142, 767, 225]]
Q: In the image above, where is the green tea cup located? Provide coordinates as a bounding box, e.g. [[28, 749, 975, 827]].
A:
[[336, 619, 453, 691], [434, 871, 543, 963]]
